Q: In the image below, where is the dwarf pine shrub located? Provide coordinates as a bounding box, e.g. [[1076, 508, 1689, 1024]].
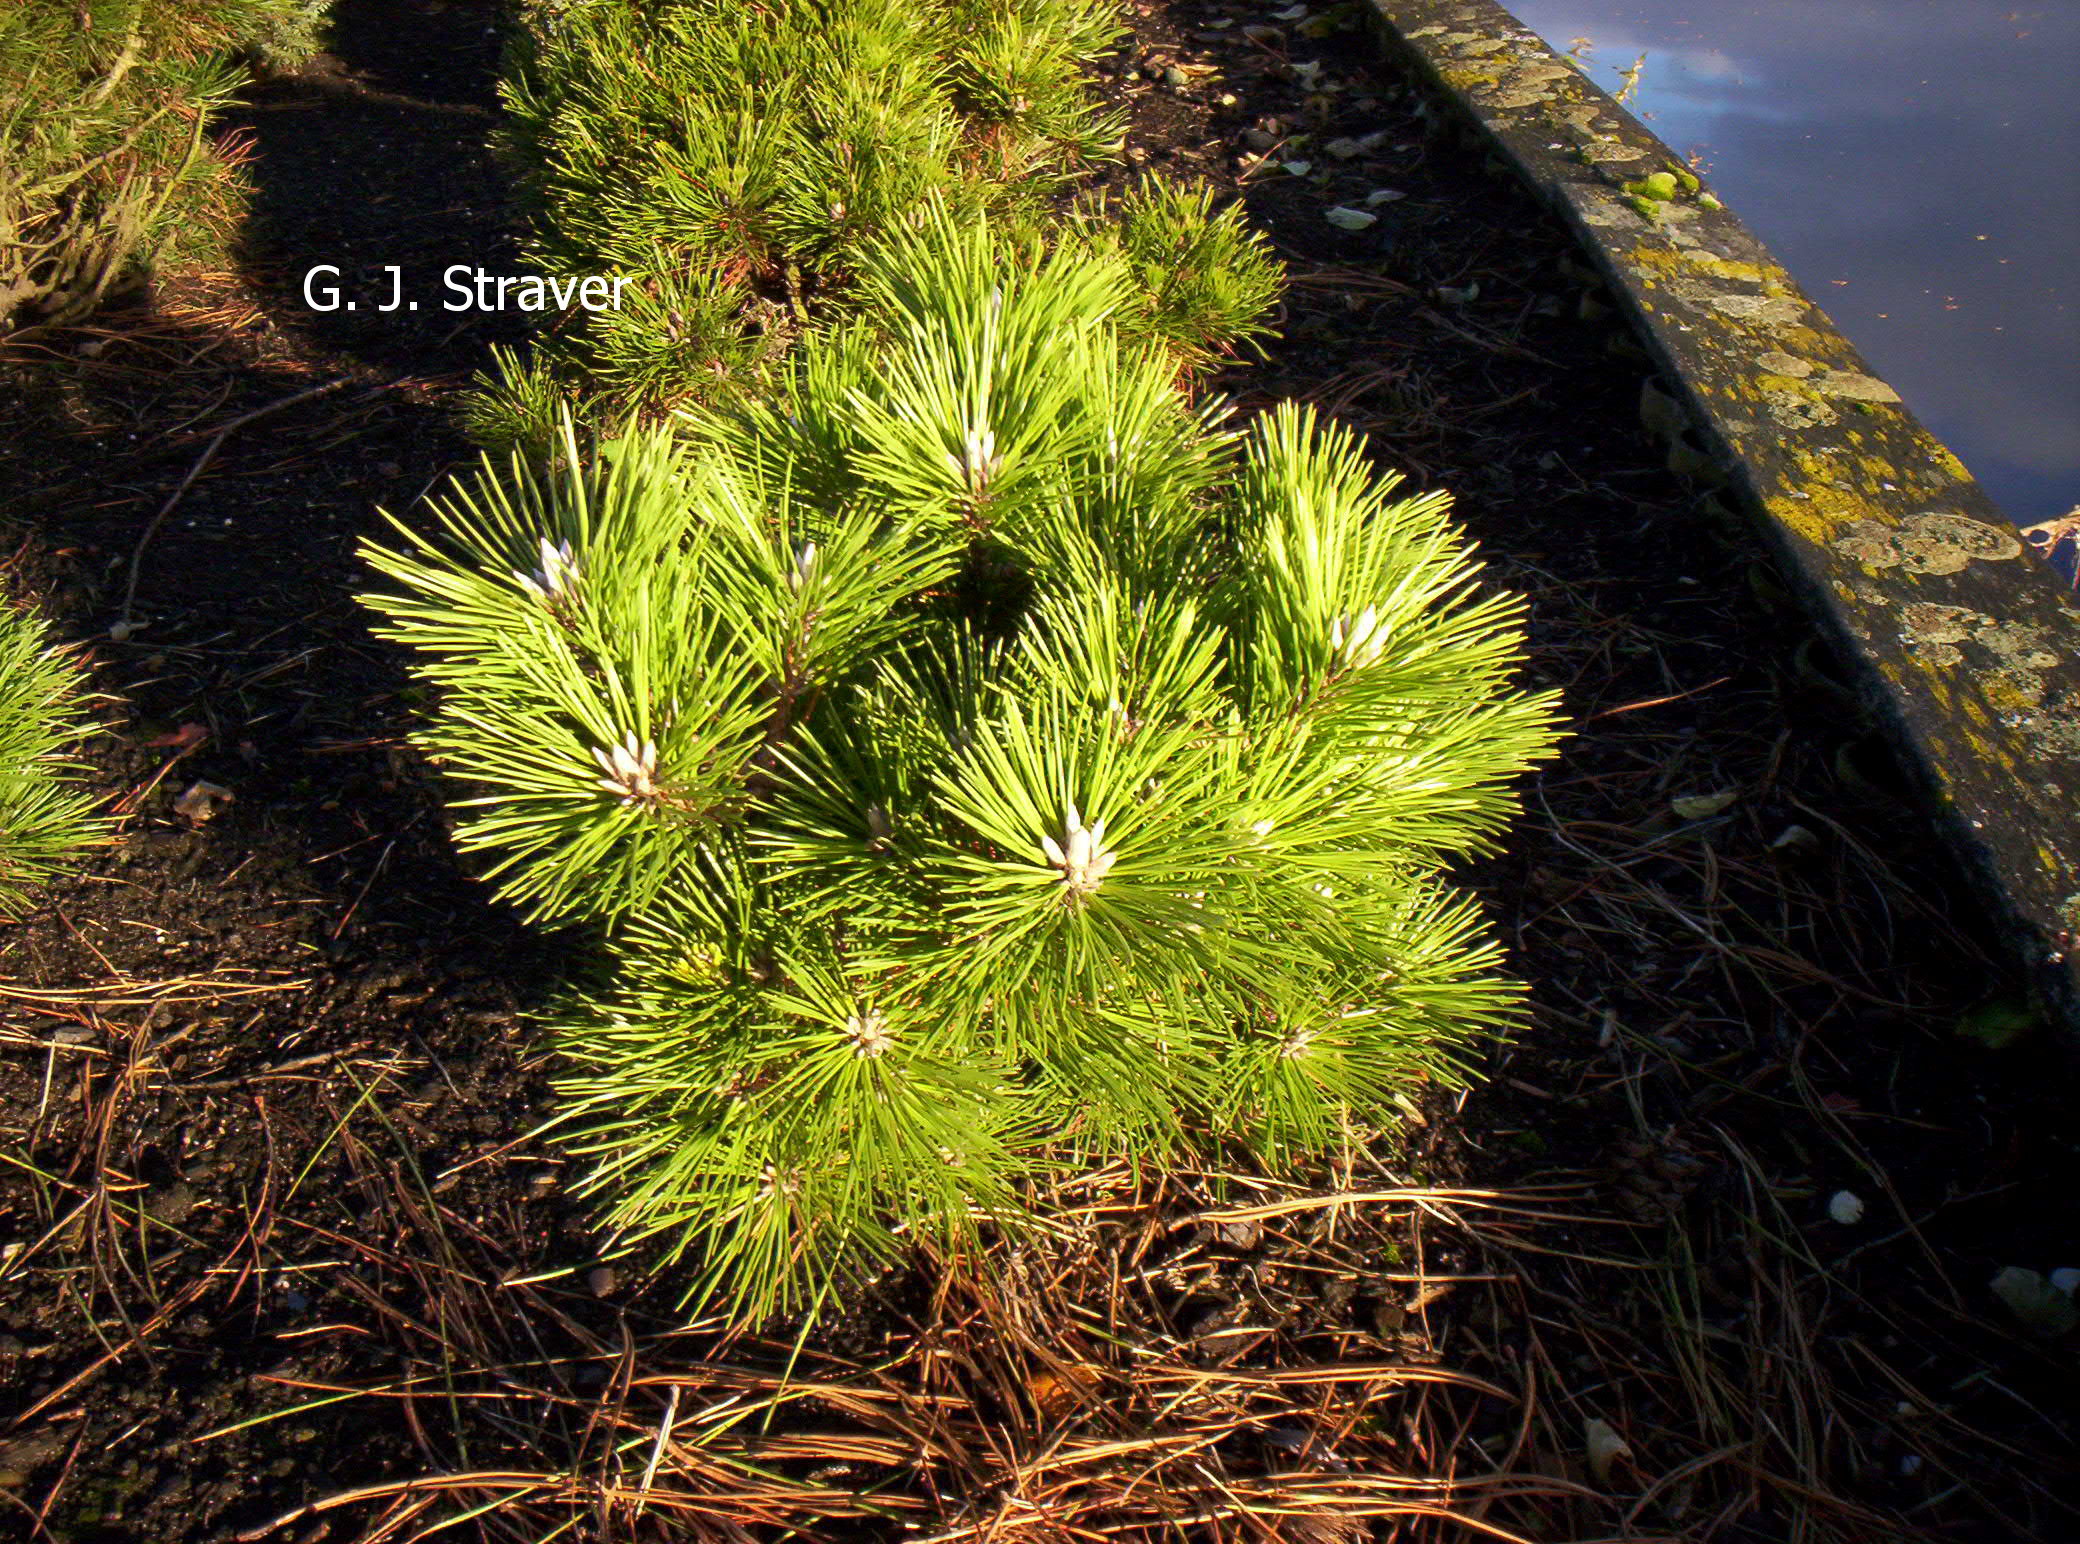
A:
[[364, 211, 1560, 1319], [0, 606, 104, 917], [0, 1, 330, 332], [464, 0, 1280, 452]]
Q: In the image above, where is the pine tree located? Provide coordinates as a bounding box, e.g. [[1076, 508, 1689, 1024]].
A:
[[0, 0, 331, 331], [465, 0, 1289, 451], [0, 606, 104, 918], [364, 210, 1560, 1319]]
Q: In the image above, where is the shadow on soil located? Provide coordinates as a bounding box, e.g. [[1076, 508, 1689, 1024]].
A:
[[0, 5, 622, 1539]]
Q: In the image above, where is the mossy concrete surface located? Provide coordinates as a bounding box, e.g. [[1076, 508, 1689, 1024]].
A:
[[1365, 0, 2080, 1027]]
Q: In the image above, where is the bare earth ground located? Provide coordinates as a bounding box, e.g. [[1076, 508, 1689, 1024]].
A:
[[1, 2, 2074, 1541]]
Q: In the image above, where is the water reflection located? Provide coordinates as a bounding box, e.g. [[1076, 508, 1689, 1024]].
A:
[[1507, 0, 2079, 532]]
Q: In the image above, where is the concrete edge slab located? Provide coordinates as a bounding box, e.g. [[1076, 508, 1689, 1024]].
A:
[[1360, 0, 2080, 1025]]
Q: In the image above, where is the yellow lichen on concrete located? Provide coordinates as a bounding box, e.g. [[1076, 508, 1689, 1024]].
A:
[[1863, 655, 2006, 775], [1375, 0, 2080, 1011], [1812, 575, 2072, 773], [1677, 252, 1768, 285], [1900, 607, 2070, 733], [1739, 365, 1903, 430], [1835, 511, 2024, 575], [1814, 370, 1901, 403], [1769, 324, 1833, 357], [1934, 446, 1972, 482], [1710, 292, 1807, 325], [2036, 711, 2080, 761], [1765, 483, 1870, 547], [1985, 670, 2048, 713], [1764, 389, 1839, 429], [1900, 601, 1981, 644], [1622, 244, 1686, 279], [1440, 65, 1506, 90]]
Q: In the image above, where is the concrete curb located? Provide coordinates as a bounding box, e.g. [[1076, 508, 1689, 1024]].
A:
[[1361, 0, 2080, 1026]]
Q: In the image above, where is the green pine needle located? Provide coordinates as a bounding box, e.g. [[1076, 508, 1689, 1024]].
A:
[[0, 603, 106, 918]]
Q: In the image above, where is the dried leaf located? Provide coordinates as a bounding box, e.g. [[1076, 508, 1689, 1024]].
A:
[[1671, 789, 1739, 820], [1325, 206, 1377, 231], [1768, 822, 1818, 853], [173, 781, 234, 823], [1364, 187, 1408, 206], [1990, 1267, 2080, 1337], [145, 722, 209, 751], [1584, 1417, 1631, 1485], [1957, 996, 2040, 1051]]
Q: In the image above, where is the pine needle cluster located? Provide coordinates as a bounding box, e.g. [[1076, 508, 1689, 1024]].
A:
[[463, 0, 1280, 452], [364, 209, 1561, 1321], [0, 1, 331, 332], [0, 604, 104, 918]]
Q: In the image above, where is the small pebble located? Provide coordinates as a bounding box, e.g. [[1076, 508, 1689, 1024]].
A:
[[587, 1265, 618, 1296]]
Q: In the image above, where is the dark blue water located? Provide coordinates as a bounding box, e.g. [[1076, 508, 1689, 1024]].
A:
[[1508, 1, 2080, 535]]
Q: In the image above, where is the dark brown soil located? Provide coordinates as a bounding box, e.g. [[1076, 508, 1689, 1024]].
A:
[[1, 2, 2074, 1541]]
